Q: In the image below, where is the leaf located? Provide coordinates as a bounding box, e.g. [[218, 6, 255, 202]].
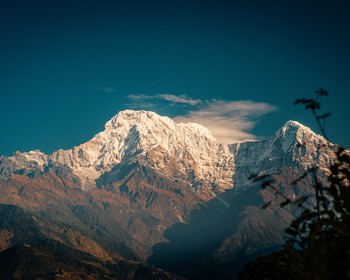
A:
[[291, 172, 308, 185], [295, 195, 312, 204], [285, 227, 297, 237], [261, 179, 275, 189], [315, 88, 329, 96], [317, 112, 332, 120], [260, 201, 272, 209], [248, 173, 258, 180], [280, 199, 291, 207], [294, 98, 304, 105], [306, 101, 321, 110]]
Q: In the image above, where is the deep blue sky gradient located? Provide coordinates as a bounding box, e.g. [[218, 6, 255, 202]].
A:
[[1, 0, 350, 155]]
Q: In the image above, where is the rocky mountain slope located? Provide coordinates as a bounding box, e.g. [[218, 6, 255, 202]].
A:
[[231, 120, 333, 189], [0, 243, 179, 280], [0, 110, 336, 279], [1, 110, 234, 192]]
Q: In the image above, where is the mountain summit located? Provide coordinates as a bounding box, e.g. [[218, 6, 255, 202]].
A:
[[2, 110, 234, 192], [0, 110, 336, 279], [0, 110, 333, 194]]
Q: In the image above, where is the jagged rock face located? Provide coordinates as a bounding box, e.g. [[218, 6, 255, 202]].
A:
[[0, 150, 48, 179], [0, 110, 338, 278], [230, 121, 335, 189], [1, 110, 234, 193], [0, 110, 238, 263], [1, 117, 333, 195]]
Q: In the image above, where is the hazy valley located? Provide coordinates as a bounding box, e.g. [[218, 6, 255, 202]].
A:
[[0, 110, 336, 279]]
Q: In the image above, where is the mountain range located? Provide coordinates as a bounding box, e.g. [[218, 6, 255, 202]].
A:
[[0, 110, 335, 279]]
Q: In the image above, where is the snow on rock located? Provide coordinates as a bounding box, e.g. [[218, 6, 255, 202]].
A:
[[50, 110, 234, 190], [230, 120, 334, 189], [0, 150, 48, 179], [0, 111, 335, 194]]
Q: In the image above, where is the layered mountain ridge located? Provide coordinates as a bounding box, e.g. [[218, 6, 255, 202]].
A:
[[1, 110, 234, 193], [0, 111, 332, 194], [231, 120, 333, 189], [0, 110, 336, 279]]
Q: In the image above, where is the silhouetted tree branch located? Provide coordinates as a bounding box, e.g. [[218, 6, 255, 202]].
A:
[[294, 88, 331, 140], [250, 89, 350, 279]]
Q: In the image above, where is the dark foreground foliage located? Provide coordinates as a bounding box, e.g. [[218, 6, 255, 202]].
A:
[[285, 90, 350, 279], [239, 90, 350, 279], [283, 146, 350, 279], [236, 251, 288, 280], [239, 146, 350, 280]]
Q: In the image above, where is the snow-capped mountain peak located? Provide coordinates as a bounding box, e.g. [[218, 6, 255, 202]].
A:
[[0, 112, 334, 195], [104, 110, 216, 147], [278, 120, 317, 139], [47, 110, 234, 190], [230, 120, 334, 189], [276, 120, 329, 153], [106, 110, 173, 130], [0, 150, 48, 179]]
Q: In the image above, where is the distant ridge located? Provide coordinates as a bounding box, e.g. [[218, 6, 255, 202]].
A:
[[0, 110, 336, 279]]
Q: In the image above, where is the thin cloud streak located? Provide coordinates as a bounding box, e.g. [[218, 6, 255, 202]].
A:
[[174, 101, 277, 144], [127, 94, 200, 105], [126, 94, 276, 144], [98, 87, 116, 93], [157, 94, 201, 105]]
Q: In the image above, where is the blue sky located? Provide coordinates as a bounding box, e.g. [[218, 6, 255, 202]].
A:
[[1, 0, 349, 155]]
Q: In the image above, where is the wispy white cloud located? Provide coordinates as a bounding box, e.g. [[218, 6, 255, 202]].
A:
[[126, 94, 276, 144], [127, 93, 201, 105], [174, 100, 277, 144], [98, 87, 116, 93], [156, 94, 201, 105]]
